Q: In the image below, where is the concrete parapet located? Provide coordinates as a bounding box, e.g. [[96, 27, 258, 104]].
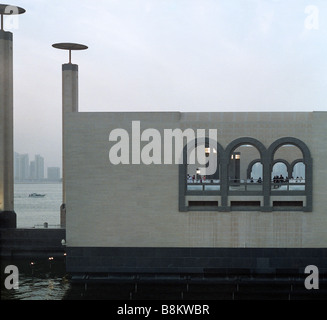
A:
[[0, 228, 66, 258], [0, 211, 16, 228]]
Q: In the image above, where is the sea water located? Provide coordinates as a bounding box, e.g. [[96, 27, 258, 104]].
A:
[[14, 183, 62, 228], [1, 183, 69, 300]]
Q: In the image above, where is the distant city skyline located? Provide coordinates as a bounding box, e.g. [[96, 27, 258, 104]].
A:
[[14, 152, 61, 182]]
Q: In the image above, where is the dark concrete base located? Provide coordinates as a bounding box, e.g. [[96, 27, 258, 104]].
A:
[[0, 228, 66, 258], [0, 211, 16, 228], [66, 247, 327, 276]]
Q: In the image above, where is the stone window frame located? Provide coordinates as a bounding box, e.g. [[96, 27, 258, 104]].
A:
[[179, 136, 312, 212]]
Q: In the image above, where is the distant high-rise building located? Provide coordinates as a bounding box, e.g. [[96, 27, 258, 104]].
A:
[[47, 167, 60, 181], [14, 152, 20, 181], [14, 152, 46, 181], [16, 153, 29, 181], [35, 154, 44, 180], [14, 152, 30, 181], [29, 160, 36, 180]]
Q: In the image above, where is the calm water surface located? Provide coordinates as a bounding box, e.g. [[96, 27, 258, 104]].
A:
[[2, 183, 70, 300], [1, 258, 70, 300], [14, 183, 62, 228]]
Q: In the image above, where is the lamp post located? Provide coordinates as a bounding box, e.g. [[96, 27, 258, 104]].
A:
[[52, 43, 88, 228], [0, 4, 25, 228]]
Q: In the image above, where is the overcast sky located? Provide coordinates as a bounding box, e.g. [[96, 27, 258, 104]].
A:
[[6, 0, 327, 170]]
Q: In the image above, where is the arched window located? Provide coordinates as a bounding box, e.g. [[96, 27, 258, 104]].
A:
[[179, 136, 312, 212], [250, 162, 263, 180], [270, 145, 304, 191], [179, 137, 224, 211], [225, 138, 267, 193], [247, 159, 262, 180], [186, 142, 219, 192], [292, 160, 305, 180], [271, 160, 290, 180], [267, 137, 312, 211]]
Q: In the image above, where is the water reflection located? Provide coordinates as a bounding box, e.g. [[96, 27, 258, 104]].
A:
[[1, 258, 226, 300], [3, 258, 326, 300], [1, 258, 70, 300]]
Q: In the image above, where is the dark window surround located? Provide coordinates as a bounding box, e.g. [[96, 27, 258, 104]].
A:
[[179, 137, 312, 212], [273, 201, 303, 207], [231, 201, 261, 206], [189, 201, 219, 207]]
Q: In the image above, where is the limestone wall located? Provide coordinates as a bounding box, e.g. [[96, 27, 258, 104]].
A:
[[64, 112, 327, 248]]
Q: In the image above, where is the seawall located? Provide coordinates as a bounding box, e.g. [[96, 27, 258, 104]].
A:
[[0, 228, 66, 258]]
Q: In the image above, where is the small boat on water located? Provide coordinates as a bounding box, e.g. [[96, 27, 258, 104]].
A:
[[29, 193, 46, 198]]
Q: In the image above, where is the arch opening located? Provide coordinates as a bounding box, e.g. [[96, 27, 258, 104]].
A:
[[185, 139, 221, 193], [270, 143, 306, 192], [227, 143, 264, 192]]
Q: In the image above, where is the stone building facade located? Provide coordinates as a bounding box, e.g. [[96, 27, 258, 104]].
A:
[[64, 112, 327, 275]]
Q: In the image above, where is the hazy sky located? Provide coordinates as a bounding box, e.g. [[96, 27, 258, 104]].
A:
[[5, 0, 327, 169]]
